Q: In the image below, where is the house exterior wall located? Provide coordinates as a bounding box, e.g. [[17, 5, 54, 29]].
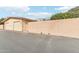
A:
[[22, 20, 29, 32], [4, 18, 31, 31], [28, 18, 79, 38], [0, 24, 4, 30], [4, 19, 22, 31]]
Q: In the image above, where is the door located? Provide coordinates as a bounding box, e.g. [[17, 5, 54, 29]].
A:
[[13, 21, 22, 31]]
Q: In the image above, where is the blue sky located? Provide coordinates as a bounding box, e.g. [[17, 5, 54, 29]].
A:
[[0, 6, 76, 19]]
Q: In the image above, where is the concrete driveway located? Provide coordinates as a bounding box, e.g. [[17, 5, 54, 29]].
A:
[[0, 30, 79, 53]]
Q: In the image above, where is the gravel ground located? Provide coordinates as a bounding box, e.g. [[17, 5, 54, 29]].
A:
[[0, 30, 79, 53]]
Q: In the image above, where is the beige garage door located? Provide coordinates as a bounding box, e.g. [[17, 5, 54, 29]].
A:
[[5, 22, 13, 30], [13, 21, 22, 31]]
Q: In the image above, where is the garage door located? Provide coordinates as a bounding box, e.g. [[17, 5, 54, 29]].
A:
[[4, 22, 13, 30], [13, 21, 22, 31]]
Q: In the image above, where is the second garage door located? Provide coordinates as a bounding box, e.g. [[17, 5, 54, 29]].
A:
[[13, 21, 22, 31]]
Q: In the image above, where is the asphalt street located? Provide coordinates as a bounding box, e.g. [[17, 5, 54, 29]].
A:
[[0, 30, 79, 53]]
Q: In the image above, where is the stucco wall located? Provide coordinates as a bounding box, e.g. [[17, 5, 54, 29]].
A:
[[28, 18, 79, 38], [4, 18, 30, 31], [0, 24, 4, 30], [4, 19, 22, 31], [22, 20, 29, 32]]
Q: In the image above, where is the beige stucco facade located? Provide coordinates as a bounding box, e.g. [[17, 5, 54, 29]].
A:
[[2, 17, 34, 31], [28, 18, 79, 38], [0, 24, 4, 30], [22, 20, 29, 32], [4, 19, 22, 31]]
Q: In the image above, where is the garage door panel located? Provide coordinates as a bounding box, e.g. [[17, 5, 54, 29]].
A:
[[5, 22, 13, 30], [13, 22, 22, 31]]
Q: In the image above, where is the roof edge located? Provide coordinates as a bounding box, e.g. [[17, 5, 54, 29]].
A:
[[0, 17, 36, 24]]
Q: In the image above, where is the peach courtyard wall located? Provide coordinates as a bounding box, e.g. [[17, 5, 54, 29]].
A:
[[28, 18, 79, 38]]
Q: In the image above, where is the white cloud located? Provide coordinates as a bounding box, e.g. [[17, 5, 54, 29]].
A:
[[55, 6, 76, 12], [5, 6, 30, 12], [19, 7, 30, 12], [27, 12, 52, 16], [27, 12, 53, 19], [11, 11, 16, 15]]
